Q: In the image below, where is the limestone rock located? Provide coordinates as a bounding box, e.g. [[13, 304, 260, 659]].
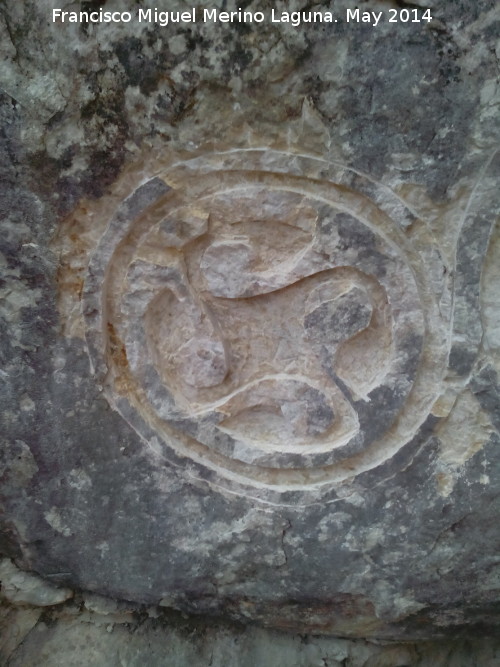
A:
[[0, 560, 73, 607], [1, 0, 500, 645], [3, 605, 500, 667], [0, 603, 41, 664]]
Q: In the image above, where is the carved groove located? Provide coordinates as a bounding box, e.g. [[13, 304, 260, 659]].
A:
[[83, 151, 452, 503]]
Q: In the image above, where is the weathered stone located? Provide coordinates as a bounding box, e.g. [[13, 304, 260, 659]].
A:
[[0, 603, 41, 664], [2, 599, 500, 667], [1, 0, 500, 652], [0, 560, 73, 607]]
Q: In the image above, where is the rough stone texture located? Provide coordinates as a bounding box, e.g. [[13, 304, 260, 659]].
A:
[[1, 0, 500, 657], [0, 558, 73, 606], [2, 577, 500, 667]]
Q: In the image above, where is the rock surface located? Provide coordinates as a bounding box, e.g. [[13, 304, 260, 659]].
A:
[[0, 559, 73, 607], [1, 0, 500, 651], [3, 593, 500, 667]]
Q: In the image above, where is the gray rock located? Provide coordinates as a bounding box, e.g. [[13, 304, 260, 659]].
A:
[[0, 560, 73, 607], [1, 0, 500, 647], [3, 603, 500, 667]]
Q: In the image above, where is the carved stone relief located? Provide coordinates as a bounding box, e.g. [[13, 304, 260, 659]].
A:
[[82, 150, 460, 503], [3, 0, 500, 644]]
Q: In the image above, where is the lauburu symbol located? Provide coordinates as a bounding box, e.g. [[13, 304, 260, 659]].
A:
[[83, 149, 449, 503]]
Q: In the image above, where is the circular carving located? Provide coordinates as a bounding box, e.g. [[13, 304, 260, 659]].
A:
[[83, 151, 450, 503]]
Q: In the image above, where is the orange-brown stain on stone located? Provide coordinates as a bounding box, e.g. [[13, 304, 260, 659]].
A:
[[107, 322, 132, 395], [240, 594, 382, 636]]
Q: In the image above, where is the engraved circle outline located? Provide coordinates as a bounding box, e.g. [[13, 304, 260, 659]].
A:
[[83, 150, 450, 504]]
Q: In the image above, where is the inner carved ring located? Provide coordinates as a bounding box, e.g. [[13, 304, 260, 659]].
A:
[[97, 182, 424, 472]]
